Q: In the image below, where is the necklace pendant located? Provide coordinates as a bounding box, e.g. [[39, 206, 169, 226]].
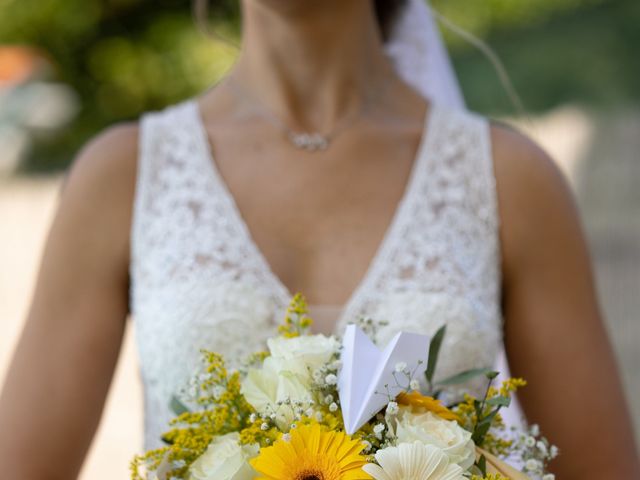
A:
[[289, 132, 329, 152]]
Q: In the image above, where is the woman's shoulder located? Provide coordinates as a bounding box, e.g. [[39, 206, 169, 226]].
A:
[[487, 119, 583, 278], [65, 120, 140, 202], [65, 98, 191, 193], [488, 120, 571, 209]]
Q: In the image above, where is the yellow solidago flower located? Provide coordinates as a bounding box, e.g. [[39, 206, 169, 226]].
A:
[[278, 293, 314, 338], [396, 391, 460, 422], [251, 422, 371, 480]]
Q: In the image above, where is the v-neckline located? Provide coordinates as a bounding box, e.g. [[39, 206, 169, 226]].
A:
[[189, 97, 438, 333]]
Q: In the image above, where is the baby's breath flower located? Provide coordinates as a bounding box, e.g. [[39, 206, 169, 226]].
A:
[[537, 440, 548, 456], [387, 401, 399, 415], [373, 423, 385, 439], [409, 379, 420, 391], [329, 402, 338, 412], [260, 422, 269, 431], [395, 362, 407, 373], [525, 458, 541, 472], [525, 436, 536, 448], [542, 474, 555, 480], [325, 374, 338, 385]]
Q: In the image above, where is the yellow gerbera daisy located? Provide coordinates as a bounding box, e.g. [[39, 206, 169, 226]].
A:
[[251, 423, 371, 480]]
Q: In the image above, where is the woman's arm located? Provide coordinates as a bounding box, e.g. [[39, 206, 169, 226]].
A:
[[0, 123, 139, 479], [493, 124, 640, 477]]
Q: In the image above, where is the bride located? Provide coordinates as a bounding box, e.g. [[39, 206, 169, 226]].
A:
[[1, 0, 638, 478]]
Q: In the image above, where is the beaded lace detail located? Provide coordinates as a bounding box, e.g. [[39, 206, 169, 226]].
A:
[[130, 98, 503, 449]]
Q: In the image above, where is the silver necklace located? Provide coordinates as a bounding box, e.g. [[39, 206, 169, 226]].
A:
[[223, 74, 388, 152]]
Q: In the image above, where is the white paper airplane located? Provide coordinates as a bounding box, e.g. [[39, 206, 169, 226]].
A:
[[338, 324, 431, 434]]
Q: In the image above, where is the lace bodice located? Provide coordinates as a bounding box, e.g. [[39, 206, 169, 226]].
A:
[[130, 98, 503, 449]]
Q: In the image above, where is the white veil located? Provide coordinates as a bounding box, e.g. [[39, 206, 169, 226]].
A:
[[384, 0, 465, 109], [386, 0, 526, 429]]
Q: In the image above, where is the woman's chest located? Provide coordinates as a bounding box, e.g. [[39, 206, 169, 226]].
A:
[[205, 120, 422, 306]]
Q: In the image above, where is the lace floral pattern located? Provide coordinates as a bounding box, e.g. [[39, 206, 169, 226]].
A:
[[130, 99, 502, 449]]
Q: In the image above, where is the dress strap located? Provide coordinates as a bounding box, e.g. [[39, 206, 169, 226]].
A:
[[130, 100, 202, 297]]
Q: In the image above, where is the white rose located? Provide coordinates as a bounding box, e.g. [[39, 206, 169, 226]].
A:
[[188, 432, 258, 480], [390, 407, 475, 470], [241, 356, 313, 429], [267, 334, 339, 374]]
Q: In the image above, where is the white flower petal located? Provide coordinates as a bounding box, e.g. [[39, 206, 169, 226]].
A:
[[367, 442, 465, 480]]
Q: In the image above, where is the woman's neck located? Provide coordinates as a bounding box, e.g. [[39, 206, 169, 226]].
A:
[[231, 0, 397, 131]]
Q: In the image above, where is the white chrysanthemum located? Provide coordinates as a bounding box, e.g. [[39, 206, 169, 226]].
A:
[[363, 441, 465, 480]]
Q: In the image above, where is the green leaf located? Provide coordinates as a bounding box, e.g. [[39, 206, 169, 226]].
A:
[[425, 325, 447, 383], [169, 394, 190, 416], [473, 398, 483, 419], [486, 395, 511, 407], [436, 368, 494, 386], [477, 454, 487, 476], [472, 421, 492, 444], [472, 408, 501, 445]]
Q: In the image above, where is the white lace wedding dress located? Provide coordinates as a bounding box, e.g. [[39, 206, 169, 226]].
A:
[[130, 98, 503, 449]]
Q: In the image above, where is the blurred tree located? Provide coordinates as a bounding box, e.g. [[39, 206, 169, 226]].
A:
[[431, 0, 640, 114], [0, 0, 638, 171], [0, 0, 239, 170]]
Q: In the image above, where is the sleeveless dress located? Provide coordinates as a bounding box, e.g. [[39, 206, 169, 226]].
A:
[[130, 98, 503, 449]]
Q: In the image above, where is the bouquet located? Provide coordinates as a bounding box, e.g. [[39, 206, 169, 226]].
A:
[[131, 294, 558, 480]]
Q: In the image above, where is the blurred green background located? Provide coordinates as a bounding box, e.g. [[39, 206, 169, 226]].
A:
[[0, 0, 638, 171]]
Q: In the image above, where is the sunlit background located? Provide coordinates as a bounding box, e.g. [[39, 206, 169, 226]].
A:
[[1, 0, 639, 478]]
